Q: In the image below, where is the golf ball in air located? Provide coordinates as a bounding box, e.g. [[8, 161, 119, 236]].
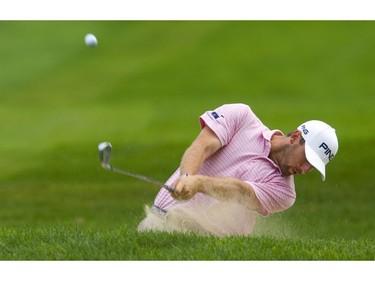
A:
[[84, 33, 98, 47]]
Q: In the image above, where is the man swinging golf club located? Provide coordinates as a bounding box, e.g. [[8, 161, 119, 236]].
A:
[[138, 103, 339, 236]]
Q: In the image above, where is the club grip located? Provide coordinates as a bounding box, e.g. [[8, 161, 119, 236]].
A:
[[163, 185, 175, 192]]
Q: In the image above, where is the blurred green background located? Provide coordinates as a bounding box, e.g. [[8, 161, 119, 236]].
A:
[[0, 21, 374, 240]]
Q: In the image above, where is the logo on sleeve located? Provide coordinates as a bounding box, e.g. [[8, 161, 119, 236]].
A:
[[211, 111, 224, 119]]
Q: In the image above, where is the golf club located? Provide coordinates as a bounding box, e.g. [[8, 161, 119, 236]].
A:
[[98, 142, 175, 192]]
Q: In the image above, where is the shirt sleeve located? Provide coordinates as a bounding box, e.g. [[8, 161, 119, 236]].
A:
[[199, 103, 256, 147], [246, 177, 296, 216]]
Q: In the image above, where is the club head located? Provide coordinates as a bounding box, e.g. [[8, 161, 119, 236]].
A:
[[98, 142, 112, 170]]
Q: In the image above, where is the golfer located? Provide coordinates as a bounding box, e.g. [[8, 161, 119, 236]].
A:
[[138, 103, 339, 236]]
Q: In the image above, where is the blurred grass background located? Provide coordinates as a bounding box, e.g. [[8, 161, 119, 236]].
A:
[[0, 21, 374, 254]]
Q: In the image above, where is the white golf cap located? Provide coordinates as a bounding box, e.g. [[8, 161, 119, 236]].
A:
[[297, 120, 338, 181]]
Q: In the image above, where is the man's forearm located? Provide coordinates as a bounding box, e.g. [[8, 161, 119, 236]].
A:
[[194, 175, 262, 211], [179, 144, 207, 176]]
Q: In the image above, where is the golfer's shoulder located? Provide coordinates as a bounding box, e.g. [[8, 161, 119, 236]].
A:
[[220, 103, 255, 117], [222, 103, 251, 111]]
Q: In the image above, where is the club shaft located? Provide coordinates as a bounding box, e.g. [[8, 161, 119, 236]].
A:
[[109, 165, 174, 192]]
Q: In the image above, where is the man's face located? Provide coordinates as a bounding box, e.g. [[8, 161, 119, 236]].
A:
[[280, 131, 314, 177]]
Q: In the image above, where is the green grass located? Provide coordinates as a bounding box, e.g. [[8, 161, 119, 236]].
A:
[[0, 21, 374, 260], [1, 226, 373, 260]]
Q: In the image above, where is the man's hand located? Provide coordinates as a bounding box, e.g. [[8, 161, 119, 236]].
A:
[[170, 175, 202, 200]]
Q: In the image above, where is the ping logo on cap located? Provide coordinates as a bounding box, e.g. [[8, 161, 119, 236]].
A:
[[319, 142, 335, 161]]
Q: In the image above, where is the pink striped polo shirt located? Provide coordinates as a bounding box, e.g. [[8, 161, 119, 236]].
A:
[[154, 103, 296, 216]]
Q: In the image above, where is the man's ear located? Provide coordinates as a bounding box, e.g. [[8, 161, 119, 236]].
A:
[[290, 130, 302, 144]]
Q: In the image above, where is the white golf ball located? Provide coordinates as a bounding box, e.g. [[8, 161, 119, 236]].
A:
[[84, 33, 98, 47]]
